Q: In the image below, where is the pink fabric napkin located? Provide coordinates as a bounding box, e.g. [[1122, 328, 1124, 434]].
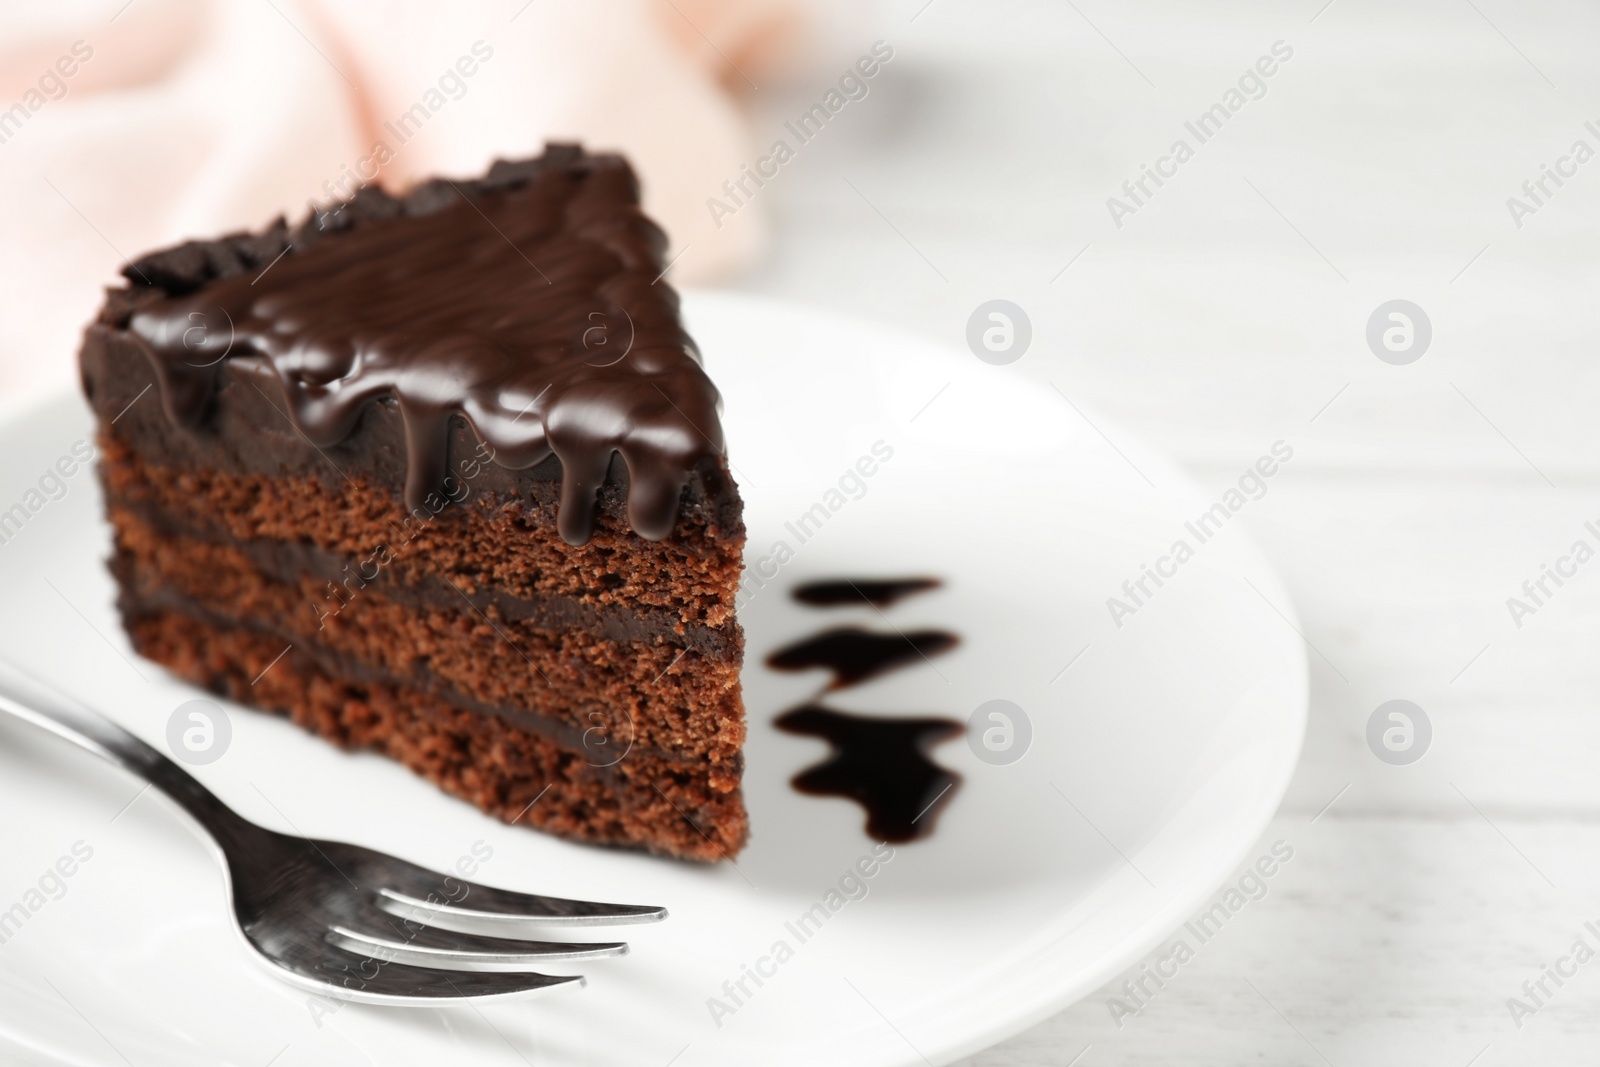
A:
[[0, 0, 856, 404]]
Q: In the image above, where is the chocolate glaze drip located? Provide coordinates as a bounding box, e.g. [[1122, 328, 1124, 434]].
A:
[[792, 577, 941, 608], [766, 626, 959, 690], [775, 706, 962, 842], [116, 146, 724, 545]]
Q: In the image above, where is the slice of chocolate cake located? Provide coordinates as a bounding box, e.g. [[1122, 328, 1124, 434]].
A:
[[78, 145, 747, 861]]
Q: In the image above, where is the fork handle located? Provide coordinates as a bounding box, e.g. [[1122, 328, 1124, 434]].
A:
[[0, 659, 253, 845]]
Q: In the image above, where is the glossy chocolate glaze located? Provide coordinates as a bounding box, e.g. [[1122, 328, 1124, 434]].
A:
[[791, 577, 941, 608], [766, 626, 958, 690], [775, 705, 961, 842], [117, 147, 723, 545]]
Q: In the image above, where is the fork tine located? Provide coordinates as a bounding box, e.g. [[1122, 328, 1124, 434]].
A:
[[329, 914, 628, 972], [374, 876, 667, 937], [279, 944, 584, 1006]]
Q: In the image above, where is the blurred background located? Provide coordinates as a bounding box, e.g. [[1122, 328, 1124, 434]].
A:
[[6, 0, 1600, 1062]]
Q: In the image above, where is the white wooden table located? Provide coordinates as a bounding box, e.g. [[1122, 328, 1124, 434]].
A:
[[731, 1, 1600, 1062]]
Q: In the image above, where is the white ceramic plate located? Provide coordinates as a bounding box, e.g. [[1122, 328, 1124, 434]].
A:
[[0, 291, 1304, 1066]]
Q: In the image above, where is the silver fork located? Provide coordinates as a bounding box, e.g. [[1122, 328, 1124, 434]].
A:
[[0, 661, 666, 1004]]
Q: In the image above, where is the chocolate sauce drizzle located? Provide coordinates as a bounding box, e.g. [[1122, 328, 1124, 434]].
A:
[[775, 706, 961, 843], [792, 577, 942, 608], [769, 577, 961, 842], [118, 147, 724, 545], [766, 627, 958, 691]]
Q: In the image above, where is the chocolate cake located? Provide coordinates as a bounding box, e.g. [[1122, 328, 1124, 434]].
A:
[[78, 145, 748, 861]]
